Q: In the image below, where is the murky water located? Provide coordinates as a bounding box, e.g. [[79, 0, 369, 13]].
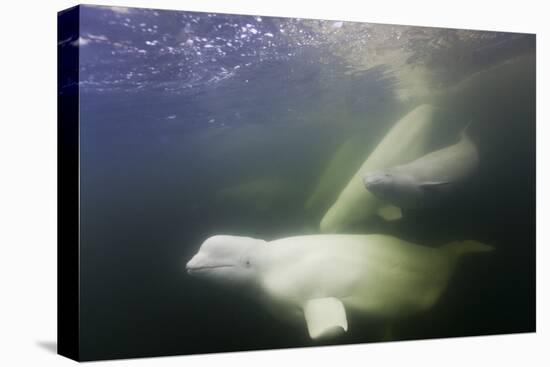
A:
[[67, 5, 535, 361]]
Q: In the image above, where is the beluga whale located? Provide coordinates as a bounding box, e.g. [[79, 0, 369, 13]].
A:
[[320, 104, 439, 232], [362, 125, 478, 209], [186, 234, 493, 340]]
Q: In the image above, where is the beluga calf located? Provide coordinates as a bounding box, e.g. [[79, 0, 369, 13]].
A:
[[186, 234, 493, 340], [320, 104, 438, 232], [363, 124, 478, 209]]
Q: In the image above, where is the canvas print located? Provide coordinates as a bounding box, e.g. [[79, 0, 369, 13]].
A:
[[57, 4, 535, 361]]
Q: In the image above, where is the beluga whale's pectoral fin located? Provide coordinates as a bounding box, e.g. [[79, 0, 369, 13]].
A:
[[303, 297, 348, 339], [377, 205, 403, 221]]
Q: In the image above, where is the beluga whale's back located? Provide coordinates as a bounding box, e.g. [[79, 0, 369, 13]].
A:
[[186, 234, 493, 340]]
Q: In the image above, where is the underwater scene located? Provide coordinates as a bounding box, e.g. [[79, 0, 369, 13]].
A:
[[70, 5, 535, 361]]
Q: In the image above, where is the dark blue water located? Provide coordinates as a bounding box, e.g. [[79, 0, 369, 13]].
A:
[[70, 5, 535, 361]]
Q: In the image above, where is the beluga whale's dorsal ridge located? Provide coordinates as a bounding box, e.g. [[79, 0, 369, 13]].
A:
[[363, 124, 479, 210], [186, 234, 493, 340]]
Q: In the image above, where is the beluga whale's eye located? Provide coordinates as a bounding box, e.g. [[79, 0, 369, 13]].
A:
[[245, 259, 251, 268]]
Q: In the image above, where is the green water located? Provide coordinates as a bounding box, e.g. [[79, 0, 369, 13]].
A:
[[73, 5, 535, 360]]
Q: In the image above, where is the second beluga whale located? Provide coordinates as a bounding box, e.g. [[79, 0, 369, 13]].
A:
[[320, 104, 439, 232], [186, 234, 493, 340], [362, 125, 479, 209]]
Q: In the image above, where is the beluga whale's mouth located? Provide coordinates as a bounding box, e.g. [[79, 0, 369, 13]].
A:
[[186, 264, 235, 275]]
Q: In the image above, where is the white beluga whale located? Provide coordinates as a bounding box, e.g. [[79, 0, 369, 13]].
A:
[[362, 126, 478, 209], [186, 234, 493, 340], [320, 104, 439, 232]]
